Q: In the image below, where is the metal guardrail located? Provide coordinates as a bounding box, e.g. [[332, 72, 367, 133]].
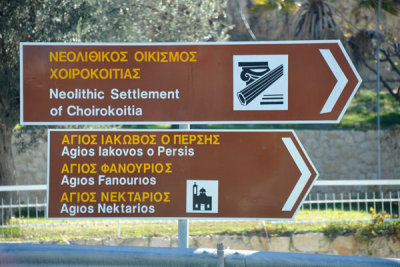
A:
[[1, 243, 400, 267], [315, 180, 400, 186], [0, 185, 47, 191]]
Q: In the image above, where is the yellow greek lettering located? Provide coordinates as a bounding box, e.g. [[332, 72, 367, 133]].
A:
[[189, 51, 197, 62]]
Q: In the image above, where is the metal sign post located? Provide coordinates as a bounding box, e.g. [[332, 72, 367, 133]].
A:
[[376, 0, 382, 192], [178, 124, 190, 248]]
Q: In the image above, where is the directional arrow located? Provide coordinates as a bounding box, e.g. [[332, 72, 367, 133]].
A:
[[319, 49, 349, 114], [21, 41, 361, 125], [281, 137, 312, 212], [47, 130, 318, 219]]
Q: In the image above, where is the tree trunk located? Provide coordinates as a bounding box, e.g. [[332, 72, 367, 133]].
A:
[[0, 124, 16, 225]]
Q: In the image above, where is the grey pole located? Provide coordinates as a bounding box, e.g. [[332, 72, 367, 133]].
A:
[[178, 219, 189, 248], [376, 0, 382, 187], [178, 123, 190, 248], [217, 243, 225, 267]]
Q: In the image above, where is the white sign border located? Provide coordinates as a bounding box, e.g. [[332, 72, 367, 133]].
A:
[[21, 40, 361, 125]]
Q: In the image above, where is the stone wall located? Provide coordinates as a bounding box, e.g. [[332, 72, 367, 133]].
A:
[[296, 130, 400, 181], [194, 233, 400, 258], [296, 129, 400, 194], [13, 129, 400, 194], [14, 138, 47, 187], [30, 233, 400, 258]]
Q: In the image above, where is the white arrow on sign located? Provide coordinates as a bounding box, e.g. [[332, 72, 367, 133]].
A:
[[281, 137, 318, 211], [319, 49, 349, 114]]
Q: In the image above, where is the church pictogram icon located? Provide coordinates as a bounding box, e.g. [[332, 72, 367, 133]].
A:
[[186, 180, 218, 213], [192, 183, 212, 211]]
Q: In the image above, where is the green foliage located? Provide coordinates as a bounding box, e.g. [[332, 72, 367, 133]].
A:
[[1, 0, 87, 127], [1, 208, 392, 241], [321, 222, 353, 238], [339, 91, 400, 129], [14, 207, 45, 218], [357, 0, 400, 15], [13, 125, 47, 153], [355, 208, 400, 240], [1, 0, 232, 150], [0, 227, 20, 239], [74, 0, 232, 43], [206, 90, 400, 130], [251, 0, 298, 13]]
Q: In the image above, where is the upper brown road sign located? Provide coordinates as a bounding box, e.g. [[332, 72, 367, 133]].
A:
[[21, 41, 361, 125], [47, 129, 318, 219]]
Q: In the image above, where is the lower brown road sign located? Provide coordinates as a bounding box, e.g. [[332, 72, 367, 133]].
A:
[[47, 130, 318, 219]]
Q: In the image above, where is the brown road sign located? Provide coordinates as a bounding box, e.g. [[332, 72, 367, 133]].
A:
[[21, 41, 361, 125], [47, 130, 318, 219]]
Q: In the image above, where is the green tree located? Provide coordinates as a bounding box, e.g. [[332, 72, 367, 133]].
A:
[[246, 0, 400, 103], [0, 0, 231, 224], [349, 0, 400, 102]]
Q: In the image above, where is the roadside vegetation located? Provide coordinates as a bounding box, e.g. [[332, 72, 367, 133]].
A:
[[339, 90, 400, 129], [206, 90, 400, 130], [1, 208, 399, 242]]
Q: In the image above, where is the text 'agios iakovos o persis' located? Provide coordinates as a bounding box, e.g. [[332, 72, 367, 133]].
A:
[[59, 133, 220, 159]]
